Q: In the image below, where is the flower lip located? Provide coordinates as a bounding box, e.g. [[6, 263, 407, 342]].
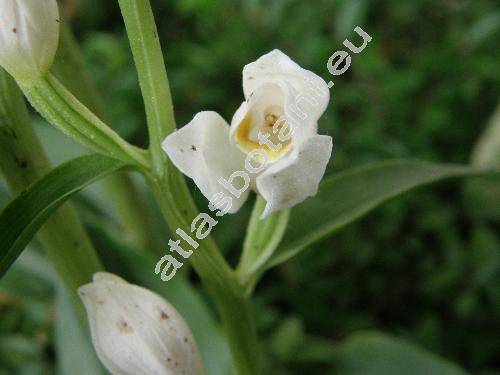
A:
[[231, 83, 294, 162]]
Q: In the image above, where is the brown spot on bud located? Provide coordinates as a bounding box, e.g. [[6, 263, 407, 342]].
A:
[[191, 145, 197, 151], [160, 311, 169, 321], [117, 318, 133, 333], [12, 27, 17, 33]]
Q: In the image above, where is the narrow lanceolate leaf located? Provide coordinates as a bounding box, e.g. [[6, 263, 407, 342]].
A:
[[267, 160, 498, 269], [471, 102, 500, 168], [465, 103, 500, 219], [324, 332, 467, 375], [0, 154, 128, 278]]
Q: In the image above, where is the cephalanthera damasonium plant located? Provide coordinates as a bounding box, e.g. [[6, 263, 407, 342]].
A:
[[0, 1, 331, 373], [0, 0, 498, 374]]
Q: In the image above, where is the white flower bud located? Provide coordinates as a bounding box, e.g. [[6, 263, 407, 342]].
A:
[[79, 273, 204, 375], [0, 0, 60, 81]]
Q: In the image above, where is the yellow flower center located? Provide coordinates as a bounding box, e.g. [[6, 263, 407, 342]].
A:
[[235, 106, 292, 161]]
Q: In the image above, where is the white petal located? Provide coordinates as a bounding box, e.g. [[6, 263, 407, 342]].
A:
[[79, 272, 204, 375], [242, 49, 330, 135], [162, 111, 249, 213], [0, 0, 59, 81], [256, 134, 333, 218]]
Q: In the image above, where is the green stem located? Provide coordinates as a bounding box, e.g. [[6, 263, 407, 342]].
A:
[[148, 173, 260, 375], [18, 73, 149, 171], [0, 70, 102, 312], [236, 196, 290, 293], [117, 0, 175, 176], [117, 0, 260, 372], [53, 24, 163, 255]]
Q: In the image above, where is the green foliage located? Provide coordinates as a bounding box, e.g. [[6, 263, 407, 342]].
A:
[[266, 323, 469, 374], [269, 161, 495, 269], [0, 0, 499, 373], [0, 155, 127, 277], [472, 104, 500, 168], [324, 332, 468, 375], [55, 287, 105, 375], [0, 249, 54, 374]]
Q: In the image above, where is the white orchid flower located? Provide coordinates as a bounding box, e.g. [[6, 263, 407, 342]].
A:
[[79, 272, 204, 375], [163, 49, 332, 218], [0, 0, 60, 81]]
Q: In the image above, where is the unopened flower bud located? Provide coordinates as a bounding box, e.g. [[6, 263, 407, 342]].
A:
[[0, 0, 60, 81], [79, 273, 204, 375]]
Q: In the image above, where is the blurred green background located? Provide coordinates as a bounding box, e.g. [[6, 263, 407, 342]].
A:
[[1, 0, 499, 374]]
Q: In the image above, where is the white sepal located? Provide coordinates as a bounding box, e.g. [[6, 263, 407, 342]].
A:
[[162, 111, 249, 213], [79, 272, 204, 375], [0, 0, 60, 81], [256, 134, 333, 218]]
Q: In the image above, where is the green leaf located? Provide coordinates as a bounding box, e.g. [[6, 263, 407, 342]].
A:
[[465, 103, 500, 219], [471, 102, 500, 168], [327, 332, 468, 375], [20, 74, 149, 169], [55, 286, 106, 375], [267, 160, 497, 269], [0, 154, 128, 278], [0, 247, 55, 301]]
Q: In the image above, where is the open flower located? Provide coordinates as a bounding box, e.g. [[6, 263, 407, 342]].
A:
[[0, 0, 60, 81], [79, 273, 204, 375], [163, 50, 332, 218]]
